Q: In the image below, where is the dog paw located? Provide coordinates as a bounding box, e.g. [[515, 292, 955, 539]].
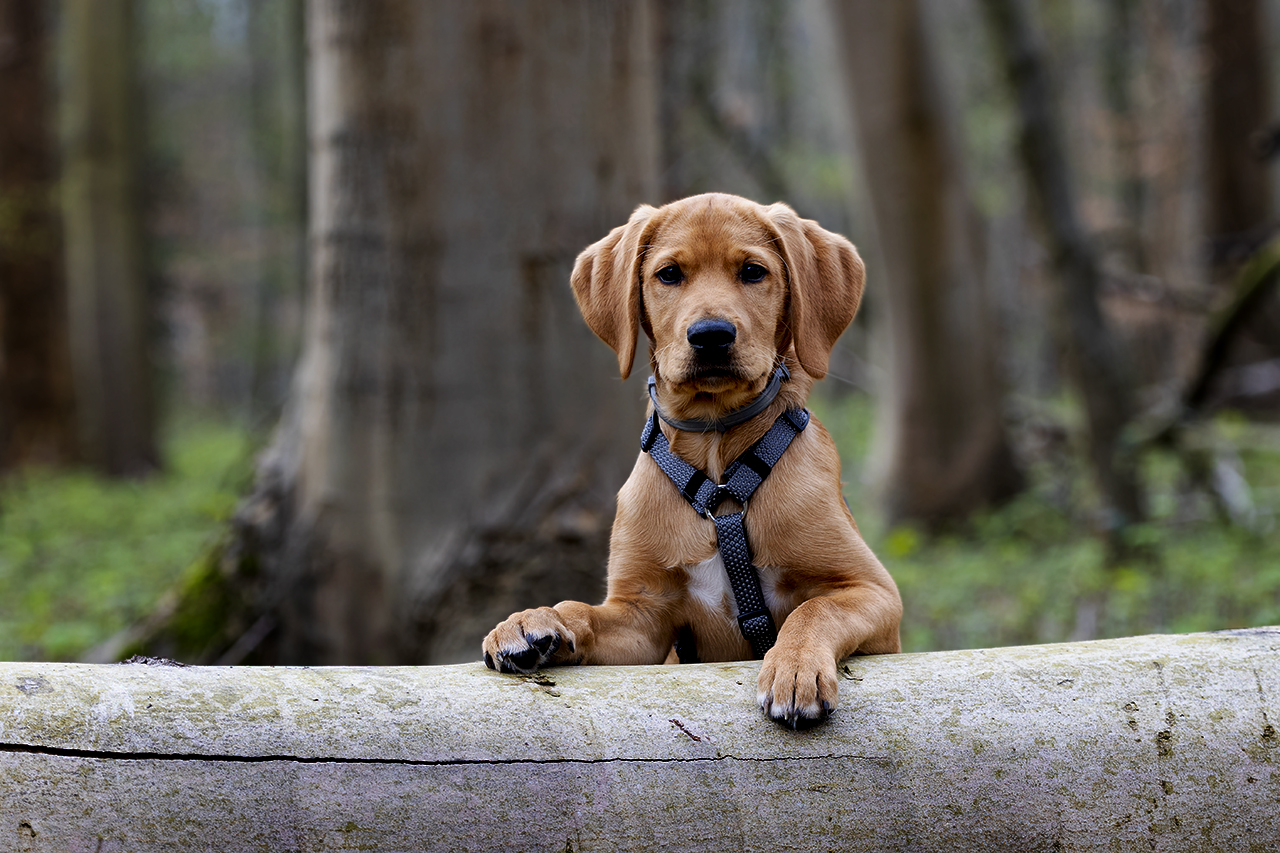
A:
[[757, 645, 839, 729], [482, 608, 577, 674]]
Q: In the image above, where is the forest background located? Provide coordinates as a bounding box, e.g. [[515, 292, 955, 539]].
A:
[[0, 0, 1277, 665]]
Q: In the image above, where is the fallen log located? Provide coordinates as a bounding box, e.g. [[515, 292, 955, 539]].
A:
[[2, 629, 1277, 852]]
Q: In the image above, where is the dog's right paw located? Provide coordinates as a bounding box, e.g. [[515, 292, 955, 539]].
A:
[[482, 607, 578, 674], [757, 643, 839, 729]]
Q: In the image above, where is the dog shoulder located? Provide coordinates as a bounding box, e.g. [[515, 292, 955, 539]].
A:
[[747, 415, 872, 575]]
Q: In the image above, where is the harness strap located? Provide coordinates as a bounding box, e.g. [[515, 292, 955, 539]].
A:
[[641, 405, 809, 659], [713, 511, 776, 658]]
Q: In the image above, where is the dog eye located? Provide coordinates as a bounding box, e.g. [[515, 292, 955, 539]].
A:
[[656, 265, 683, 285], [741, 263, 767, 283]]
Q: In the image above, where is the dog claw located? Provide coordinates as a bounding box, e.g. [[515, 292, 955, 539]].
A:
[[506, 646, 541, 673], [758, 652, 840, 729], [496, 657, 526, 675], [486, 631, 565, 675], [764, 703, 831, 729], [528, 633, 561, 658]]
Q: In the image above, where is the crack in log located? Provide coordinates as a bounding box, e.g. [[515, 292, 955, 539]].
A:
[[0, 741, 890, 768]]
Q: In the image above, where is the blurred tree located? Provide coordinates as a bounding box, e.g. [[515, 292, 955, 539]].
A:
[[133, 0, 307, 420], [1196, 0, 1280, 418], [244, 0, 307, 423], [1100, 0, 1146, 273], [0, 0, 78, 469], [834, 0, 1023, 528], [1205, 0, 1274, 259], [656, 0, 790, 202], [224, 0, 656, 665], [60, 0, 157, 476], [654, 0, 856, 234], [983, 0, 1145, 546]]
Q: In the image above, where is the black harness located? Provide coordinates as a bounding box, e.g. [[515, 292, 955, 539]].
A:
[[640, 378, 809, 660]]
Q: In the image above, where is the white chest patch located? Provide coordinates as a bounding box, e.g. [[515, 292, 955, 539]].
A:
[[682, 553, 778, 618]]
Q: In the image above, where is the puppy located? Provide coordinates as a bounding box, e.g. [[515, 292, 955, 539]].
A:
[[483, 193, 901, 726]]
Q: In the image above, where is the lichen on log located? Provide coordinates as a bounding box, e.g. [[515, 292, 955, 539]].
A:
[[2, 629, 1278, 851]]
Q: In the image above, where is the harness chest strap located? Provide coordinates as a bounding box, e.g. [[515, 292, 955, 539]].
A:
[[640, 404, 810, 659]]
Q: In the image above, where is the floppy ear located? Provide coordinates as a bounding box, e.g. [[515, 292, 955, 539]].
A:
[[570, 204, 658, 379], [765, 203, 865, 380]]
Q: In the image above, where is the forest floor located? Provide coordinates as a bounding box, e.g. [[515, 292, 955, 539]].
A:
[[0, 418, 254, 661], [812, 393, 1280, 652], [0, 396, 1277, 661]]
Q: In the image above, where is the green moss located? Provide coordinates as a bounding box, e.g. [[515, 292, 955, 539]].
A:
[[0, 418, 255, 661], [115, 536, 254, 663]]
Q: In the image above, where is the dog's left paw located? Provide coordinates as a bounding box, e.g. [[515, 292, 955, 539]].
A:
[[757, 645, 839, 729], [482, 607, 578, 675]]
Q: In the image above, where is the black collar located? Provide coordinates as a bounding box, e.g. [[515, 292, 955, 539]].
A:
[[647, 364, 790, 434]]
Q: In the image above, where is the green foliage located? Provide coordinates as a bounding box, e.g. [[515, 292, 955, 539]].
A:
[[0, 420, 253, 661], [811, 392, 1280, 654]]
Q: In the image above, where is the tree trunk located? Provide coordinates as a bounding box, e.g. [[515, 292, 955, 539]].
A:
[[655, 0, 858, 246], [59, 0, 156, 476], [982, 0, 1145, 541], [244, 0, 307, 425], [5, 629, 1278, 851], [1100, 0, 1147, 273], [231, 0, 656, 665], [655, 0, 791, 203], [1205, 0, 1273, 257], [0, 0, 78, 469], [834, 0, 1023, 528], [1199, 0, 1280, 416]]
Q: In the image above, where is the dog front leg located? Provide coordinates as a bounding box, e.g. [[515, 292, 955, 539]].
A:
[[482, 596, 674, 674], [756, 584, 902, 727]]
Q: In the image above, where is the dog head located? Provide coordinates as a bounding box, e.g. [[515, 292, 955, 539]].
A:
[[571, 194, 864, 412]]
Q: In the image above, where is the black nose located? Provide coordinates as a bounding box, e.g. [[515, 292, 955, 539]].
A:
[[687, 318, 737, 353]]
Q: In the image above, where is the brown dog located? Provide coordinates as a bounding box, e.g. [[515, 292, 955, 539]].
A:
[[483, 193, 901, 726]]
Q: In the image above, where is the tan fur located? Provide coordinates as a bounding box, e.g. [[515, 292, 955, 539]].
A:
[[483, 193, 902, 726]]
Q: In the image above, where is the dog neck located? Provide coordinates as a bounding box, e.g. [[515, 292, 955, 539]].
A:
[[649, 358, 812, 481], [648, 364, 790, 434]]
